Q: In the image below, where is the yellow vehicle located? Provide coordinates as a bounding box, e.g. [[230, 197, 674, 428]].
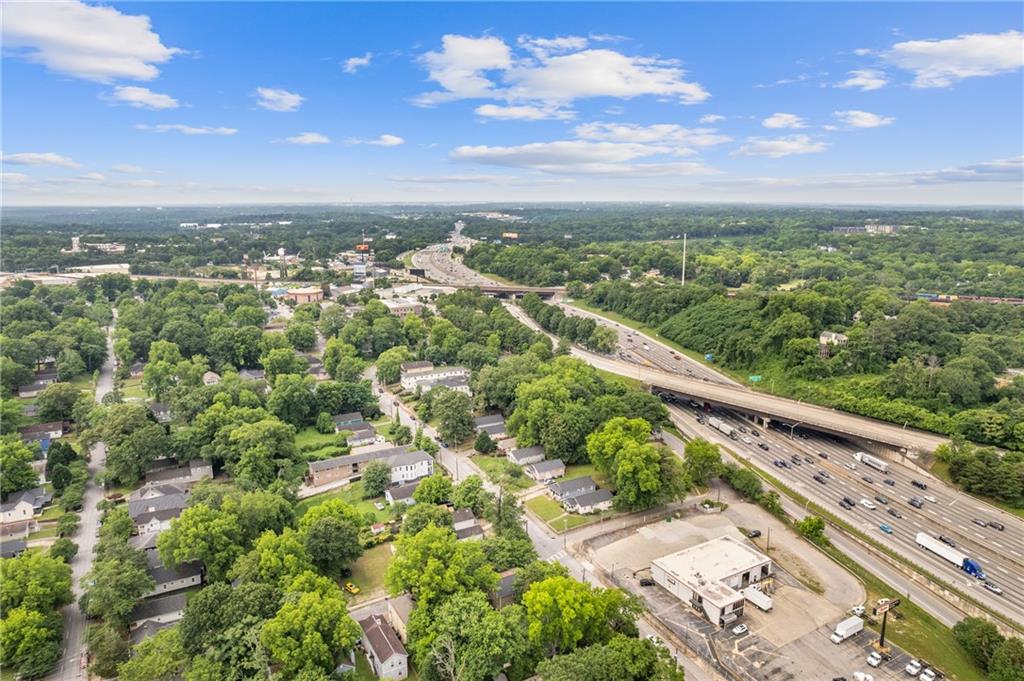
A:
[[344, 582, 360, 594]]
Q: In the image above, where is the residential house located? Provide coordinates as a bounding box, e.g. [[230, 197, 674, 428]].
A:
[[524, 459, 566, 482], [490, 569, 518, 609], [359, 614, 409, 680], [564, 488, 614, 514], [18, 422, 67, 451], [496, 437, 517, 455], [238, 368, 266, 381], [548, 476, 596, 502], [343, 422, 379, 447], [144, 548, 203, 597], [129, 361, 146, 378], [202, 371, 221, 385], [130, 620, 172, 646], [32, 370, 59, 385], [507, 446, 545, 466], [128, 532, 161, 552], [381, 297, 423, 318], [332, 412, 364, 432], [385, 481, 419, 506], [1, 487, 52, 524], [128, 492, 188, 535], [387, 594, 414, 644], [473, 414, 507, 440], [305, 447, 433, 488], [17, 381, 49, 398], [302, 354, 330, 381], [150, 402, 172, 424], [399, 365, 470, 392], [144, 459, 213, 486], [452, 508, 484, 541], [0, 538, 28, 559], [818, 330, 849, 358], [130, 593, 187, 630]]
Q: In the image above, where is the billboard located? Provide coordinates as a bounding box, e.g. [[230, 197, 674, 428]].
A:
[[355, 243, 370, 252], [501, 232, 519, 239], [409, 268, 426, 278]]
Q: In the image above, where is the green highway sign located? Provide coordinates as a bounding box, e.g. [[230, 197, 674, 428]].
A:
[[749, 375, 762, 382]]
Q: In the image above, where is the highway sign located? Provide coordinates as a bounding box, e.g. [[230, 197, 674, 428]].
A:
[[749, 375, 762, 382]]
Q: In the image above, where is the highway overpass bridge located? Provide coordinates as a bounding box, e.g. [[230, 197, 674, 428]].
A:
[[473, 284, 563, 299], [580, 351, 949, 455]]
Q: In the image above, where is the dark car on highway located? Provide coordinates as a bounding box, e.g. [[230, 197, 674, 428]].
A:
[[912, 480, 928, 490]]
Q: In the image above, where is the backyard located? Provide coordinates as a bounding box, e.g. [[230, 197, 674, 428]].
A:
[[525, 493, 618, 532], [295, 481, 388, 524], [347, 543, 393, 605], [472, 455, 534, 492]]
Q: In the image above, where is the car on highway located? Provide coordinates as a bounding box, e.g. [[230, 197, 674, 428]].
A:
[[862, 476, 874, 484], [938, 535, 956, 547], [739, 425, 747, 433], [909, 497, 924, 508], [751, 429, 760, 437], [742, 436, 752, 444], [813, 475, 827, 485], [818, 470, 830, 478], [911, 480, 928, 490], [844, 462, 857, 471], [905, 660, 922, 676], [731, 624, 748, 636], [887, 508, 903, 519], [874, 495, 889, 505], [972, 518, 987, 527], [861, 499, 877, 510], [984, 581, 1003, 595], [867, 652, 882, 667], [840, 499, 854, 510], [924, 495, 937, 503], [803, 455, 814, 463], [883, 478, 896, 486], [759, 443, 770, 451], [879, 524, 894, 535], [818, 451, 828, 459], [988, 520, 1005, 531]]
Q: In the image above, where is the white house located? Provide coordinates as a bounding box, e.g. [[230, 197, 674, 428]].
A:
[[359, 614, 409, 680], [524, 458, 566, 482], [548, 476, 596, 502], [388, 451, 434, 485], [385, 481, 419, 507], [0, 498, 35, 524], [453, 508, 484, 541], [564, 488, 614, 514], [507, 446, 545, 466], [128, 492, 188, 535], [144, 549, 203, 597], [130, 593, 187, 630], [400, 365, 470, 392]]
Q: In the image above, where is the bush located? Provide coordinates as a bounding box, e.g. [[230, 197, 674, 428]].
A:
[[57, 513, 80, 537], [315, 412, 335, 435]]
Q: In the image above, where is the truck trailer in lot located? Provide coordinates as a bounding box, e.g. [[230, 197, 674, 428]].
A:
[[915, 532, 986, 579], [742, 585, 773, 612], [708, 417, 735, 438], [853, 451, 890, 473], [830, 616, 864, 643]]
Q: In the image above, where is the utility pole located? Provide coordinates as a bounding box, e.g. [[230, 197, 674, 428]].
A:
[[681, 233, 687, 286]]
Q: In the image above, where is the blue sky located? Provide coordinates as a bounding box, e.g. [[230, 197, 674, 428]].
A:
[[2, 1, 1022, 205]]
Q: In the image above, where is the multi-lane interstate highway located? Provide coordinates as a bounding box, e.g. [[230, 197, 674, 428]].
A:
[[416, 235, 1024, 629]]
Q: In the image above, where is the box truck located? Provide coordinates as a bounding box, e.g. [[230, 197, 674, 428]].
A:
[[830, 616, 864, 643]]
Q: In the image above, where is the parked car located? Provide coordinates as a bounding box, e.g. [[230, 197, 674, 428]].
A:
[[919, 669, 937, 681], [731, 624, 748, 636], [867, 652, 882, 667], [344, 582, 360, 594], [747, 529, 762, 538], [905, 659, 922, 676]]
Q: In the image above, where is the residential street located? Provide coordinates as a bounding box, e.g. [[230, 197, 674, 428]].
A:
[[46, 315, 117, 680]]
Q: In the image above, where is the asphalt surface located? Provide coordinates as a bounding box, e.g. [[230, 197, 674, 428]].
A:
[[47, 316, 117, 681]]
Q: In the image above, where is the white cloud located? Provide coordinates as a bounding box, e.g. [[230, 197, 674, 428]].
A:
[[414, 34, 709, 108], [1, 172, 30, 184], [475, 104, 574, 121], [136, 124, 238, 136], [78, 172, 105, 182], [112, 164, 145, 173], [884, 30, 1024, 88], [450, 140, 716, 176], [1, 152, 81, 168], [700, 114, 725, 124], [107, 85, 179, 109], [853, 48, 874, 56], [762, 113, 806, 129], [835, 69, 889, 91], [284, 132, 331, 145], [255, 87, 304, 112], [735, 135, 828, 158], [834, 110, 895, 128], [391, 174, 574, 187], [573, 122, 730, 150], [347, 134, 405, 147], [343, 52, 373, 74], [1, 0, 180, 82]]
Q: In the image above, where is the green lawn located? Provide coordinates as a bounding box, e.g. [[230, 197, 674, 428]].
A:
[[28, 524, 58, 540], [347, 543, 393, 605], [68, 374, 96, 391], [525, 494, 617, 532], [295, 426, 345, 450], [120, 377, 146, 400], [38, 506, 65, 521], [473, 455, 533, 492], [295, 481, 387, 523], [525, 495, 564, 522], [594, 367, 643, 390]]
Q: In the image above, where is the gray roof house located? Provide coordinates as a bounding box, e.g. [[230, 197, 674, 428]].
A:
[[385, 481, 419, 506], [144, 549, 203, 597], [130, 593, 187, 630], [359, 614, 409, 680], [524, 458, 566, 482], [564, 488, 614, 514], [507, 446, 545, 466], [548, 476, 597, 502]]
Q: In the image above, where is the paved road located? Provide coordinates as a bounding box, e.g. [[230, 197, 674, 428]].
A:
[[47, 317, 117, 681]]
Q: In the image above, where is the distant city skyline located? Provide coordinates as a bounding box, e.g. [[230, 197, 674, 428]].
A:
[[2, 1, 1022, 206]]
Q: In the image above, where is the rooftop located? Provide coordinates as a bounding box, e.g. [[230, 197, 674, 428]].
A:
[[526, 459, 565, 474], [549, 475, 595, 495], [568, 488, 613, 508], [474, 414, 505, 428], [132, 593, 187, 623], [652, 536, 771, 607], [359, 614, 407, 662]]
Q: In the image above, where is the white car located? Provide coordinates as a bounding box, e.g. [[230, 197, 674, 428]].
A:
[[867, 652, 882, 667], [924, 495, 937, 503], [919, 669, 937, 681], [861, 499, 877, 510], [845, 462, 857, 471], [731, 624, 748, 636], [853, 673, 874, 681], [905, 660, 922, 676], [851, 605, 865, 616], [742, 436, 753, 445]]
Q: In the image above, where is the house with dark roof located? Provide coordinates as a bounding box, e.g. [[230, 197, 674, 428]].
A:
[[453, 508, 484, 541], [564, 488, 614, 514], [17, 381, 49, 398], [0, 538, 27, 559], [548, 476, 597, 502], [149, 402, 172, 424], [419, 374, 472, 395], [1, 487, 52, 524], [524, 458, 566, 482], [473, 414, 507, 439], [359, 614, 409, 679], [301, 354, 330, 381], [333, 412, 364, 430], [144, 548, 203, 597], [128, 532, 161, 552], [128, 492, 188, 534], [130, 593, 187, 630], [340, 421, 378, 447], [130, 620, 172, 646], [18, 422, 67, 447], [400, 364, 470, 392], [129, 361, 146, 378], [384, 480, 419, 506], [144, 459, 213, 486], [33, 370, 59, 385], [238, 368, 266, 381], [506, 446, 545, 466], [490, 569, 518, 609]]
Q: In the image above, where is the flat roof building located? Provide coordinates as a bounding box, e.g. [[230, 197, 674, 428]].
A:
[[651, 536, 773, 627]]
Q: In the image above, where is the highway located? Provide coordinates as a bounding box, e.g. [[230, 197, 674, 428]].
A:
[[417, 232, 1024, 629]]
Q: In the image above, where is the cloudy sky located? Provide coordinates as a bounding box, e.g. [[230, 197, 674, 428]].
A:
[[2, 1, 1022, 206]]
